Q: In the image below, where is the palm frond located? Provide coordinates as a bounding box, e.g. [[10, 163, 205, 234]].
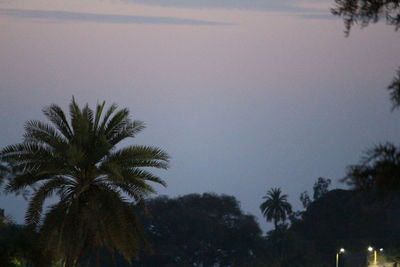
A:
[[24, 120, 67, 147], [108, 120, 145, 146], [93, 101, 106, 131], [104, 145, 170, 169], [42, 104, 73, 140], [104, 108, 130, 139], [25, 177, 70, 226], [98, 103, 118, 133]]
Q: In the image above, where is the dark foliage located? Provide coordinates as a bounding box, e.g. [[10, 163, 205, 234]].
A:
[[389, 68, 400, 110], [313, 177, 331, 201], [331, 0, 400, 35], [0, 159, 10, 188], [283, 189, 400, 266], [0, 222, 52, 266], [3, 189, 400, 266], [132, 193, 267, 267], [299, 191, 311, 209], [342, 142, 400, 195]]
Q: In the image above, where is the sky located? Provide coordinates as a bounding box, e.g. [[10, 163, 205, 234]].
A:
[[0, 0, 399, 232]]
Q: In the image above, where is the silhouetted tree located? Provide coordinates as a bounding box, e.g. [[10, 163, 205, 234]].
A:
[[298, 178, 331, 212], [341, 142, 400, 195], [313, 177, 331, 200], [0, 212, 52, 267], [389, 68, 400, 110], [291, 178, 331, 228], [260, 188, 292, 230], [132, 193, 266, 267], [264, 223, 294, 266], [331, 0, 399, 35], [331, 0, 400, 109], [0, 98, 169, 266], [300, 191, 311, 209], [289, 188, 400, 266]]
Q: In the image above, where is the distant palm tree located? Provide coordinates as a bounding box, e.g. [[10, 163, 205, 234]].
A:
[[260, 188, 292, 230], [1, 98, 169, 266]]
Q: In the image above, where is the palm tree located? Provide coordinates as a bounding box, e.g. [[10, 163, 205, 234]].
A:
[[1, 98, 170, 266], [260, 188, 292, 230]]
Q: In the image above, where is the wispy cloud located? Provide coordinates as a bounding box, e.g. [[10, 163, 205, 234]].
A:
[[126, 0, 331, 13], [298, 13, 337, 20], [0, 8, 231, 25]]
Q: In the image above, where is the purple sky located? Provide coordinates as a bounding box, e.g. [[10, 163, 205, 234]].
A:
[[0, 0, 399, 231]]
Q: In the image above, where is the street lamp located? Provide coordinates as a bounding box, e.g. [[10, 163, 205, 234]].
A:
[[336, 248, 345, 267], [377, 248, 384, 264], [367, 246, 377, 265]]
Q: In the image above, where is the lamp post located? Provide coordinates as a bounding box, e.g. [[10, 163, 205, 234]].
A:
[[336, 248, 345, 267], [368, 246, 377, 265], [377, 248, 384, 265]]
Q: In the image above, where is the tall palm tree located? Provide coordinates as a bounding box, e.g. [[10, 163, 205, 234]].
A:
[[1, 98, 169, 266], [260, 188, 292, 230]]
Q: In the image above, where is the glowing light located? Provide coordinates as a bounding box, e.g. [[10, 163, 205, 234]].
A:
[[368, 246, 373, 252], [336, 248, 345, 267], [379, 248, 384, 252]]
